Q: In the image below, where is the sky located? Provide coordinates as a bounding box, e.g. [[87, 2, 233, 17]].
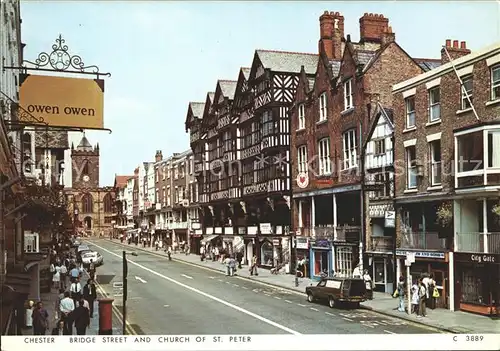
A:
[[19, 1, 500, 186]]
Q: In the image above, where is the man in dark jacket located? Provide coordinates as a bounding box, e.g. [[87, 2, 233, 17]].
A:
[[83, 279, 97, 318], [73, 299, 90, 335], [52, 320, 71, 335], [32, 301, 49, 335]]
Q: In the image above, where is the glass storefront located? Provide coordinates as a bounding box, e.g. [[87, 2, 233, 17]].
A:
[[314, 250, 329, 276], [260, 241, 273, 266], [459, 264, 500, 306]]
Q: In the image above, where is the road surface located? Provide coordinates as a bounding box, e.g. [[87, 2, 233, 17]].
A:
[[85, 239, 441, 335]]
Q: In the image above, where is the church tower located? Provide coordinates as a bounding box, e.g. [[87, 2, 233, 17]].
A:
[[71, 135, 100, 189]]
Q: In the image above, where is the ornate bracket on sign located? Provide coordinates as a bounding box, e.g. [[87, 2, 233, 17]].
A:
[[22, 34, 111, 78]]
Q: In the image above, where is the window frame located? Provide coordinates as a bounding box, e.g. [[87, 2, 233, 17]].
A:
[[405, 96, 416, 128], [342, 129, 357, 170], [428, 87, 441, 122], [297, 145, 307, 173], [461, 75, 473, 110], [429, 140, 442, 186], [298, 104, 305, 130], [405, 146, 418, 189], [318, 93, 327, 121], [491, 64, 500, 101], [343, 79, 353, 110], [317, 137, 331, 175]]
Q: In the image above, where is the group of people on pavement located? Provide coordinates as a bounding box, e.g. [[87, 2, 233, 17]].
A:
[[395, 273, 438, 317], [31, 240, 99, 336]]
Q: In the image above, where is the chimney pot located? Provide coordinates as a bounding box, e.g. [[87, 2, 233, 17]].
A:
[[445, 39, 451, 47], [460, 41, 466, 49], [453, 40, 459, 48], [323, 10, 329, 15]]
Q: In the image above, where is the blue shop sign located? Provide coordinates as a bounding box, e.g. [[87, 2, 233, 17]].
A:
[[396, 250, 445, 259], [311, 239, 330, 248]]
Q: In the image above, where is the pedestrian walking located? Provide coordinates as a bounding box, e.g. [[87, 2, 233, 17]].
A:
[[229, 256, 236, 276], [73, 299, 90, 335], [60, 291, 75, 334], [236, 252, 243, 269], [32, 302, 49, 335], [70, 279, 82, 304], [250, 255, 258, 276], [363, 269, 373, 300], [54, 288, 65, 320], [411, 280, 419, 314], [59, 263, 68, 290], [396, 276, 406, 312], [52, 264, 61, 289], [418, 279, 427, 317], [83, 279, 97, 318], [427, 274, 437, 309], [88, 259, 96, 280], [52, 320, 70, 335], [200, 246, 205, 261]]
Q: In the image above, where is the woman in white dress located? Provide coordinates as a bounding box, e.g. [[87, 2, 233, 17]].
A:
[[52, 264, 61, 289]]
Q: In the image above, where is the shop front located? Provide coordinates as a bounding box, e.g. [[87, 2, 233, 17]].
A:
[[260, 238, 274, 267], [309, 239, 332, 280], [454, 252, 500, 316], [396, 249, 449, 309], [190, 230, 202, 254], [367, 254, 394, 294]]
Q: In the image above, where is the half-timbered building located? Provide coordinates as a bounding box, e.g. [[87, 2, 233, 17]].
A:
[[238, 49, 318, 268], [290, 11, 431, 280], [362, 105, 395, 293]]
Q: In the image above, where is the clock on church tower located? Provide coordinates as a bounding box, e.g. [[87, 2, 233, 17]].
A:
[[71, 135, 100, 189]]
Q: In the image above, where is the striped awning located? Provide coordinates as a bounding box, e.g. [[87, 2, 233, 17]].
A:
[[201, 234, 219, 244]]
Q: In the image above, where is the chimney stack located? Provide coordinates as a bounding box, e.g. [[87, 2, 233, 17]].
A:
[[155, 150, 163, 162], [318, 11, 344, 60], [441, 39, 471, 64], [359, 13, 389, 42], [380, 26, 396, 46]]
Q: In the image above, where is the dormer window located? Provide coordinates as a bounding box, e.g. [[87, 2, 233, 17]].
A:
[[343, 79, 353, 110], [318, 93, 327, 121], [298, 104, 305, 129]]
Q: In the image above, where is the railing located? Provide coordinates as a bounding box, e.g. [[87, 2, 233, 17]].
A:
[[168, 221, 188, 229], [370, 236, 394, 251], [400, 231, 448, 250], [298, 225, 360, 242], [455, 232, 500, 254]]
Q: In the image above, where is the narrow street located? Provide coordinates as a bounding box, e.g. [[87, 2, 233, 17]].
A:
[[87, 239, 439, 335]]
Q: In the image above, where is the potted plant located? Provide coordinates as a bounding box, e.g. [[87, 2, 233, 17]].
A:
[[436, 201, 453, 228], [492, 203, 500, 223]]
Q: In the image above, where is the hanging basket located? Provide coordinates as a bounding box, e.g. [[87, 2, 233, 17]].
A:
[[492, 204, 500, 224], [436, 202, 453, 228]]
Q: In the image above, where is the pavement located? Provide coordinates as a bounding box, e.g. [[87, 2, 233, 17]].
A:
[[101, 238, 500, 334], [26, 263, 121, 335], [83, 238, 447, 335]]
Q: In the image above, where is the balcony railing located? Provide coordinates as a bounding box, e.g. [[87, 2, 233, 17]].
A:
[[298, 225, 360, 242], [455, 232, 500, 254], [370, 236, 394, 252], [400, 231, 448, 250]]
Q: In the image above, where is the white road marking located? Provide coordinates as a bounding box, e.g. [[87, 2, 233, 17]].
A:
[[232, 284, 240, 287], [128, 297, 143, 300], [284, 300, 293, 304], [134, 276, 147, 283], [297, 303, 306, 307], [384, 330, 396, 334], [218, 279, 223, 282], [325, 312, 335, 316], [264, 294, 271, 297], [226, 281, 231, 284], [274, 296, 281, 300], [163, 305, 170, 308], [181, 274, 193, 279], [342, 317, 353, 322], [310, 307, 319, 311], [241, 287, 248, 290], [378, 320, 389, 325], [360, 321, 378, 328], [90, 241, 302, 335], [209, 277, 215, 279]]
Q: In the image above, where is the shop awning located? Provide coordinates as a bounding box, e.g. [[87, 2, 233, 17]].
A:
[[201, 234, 219, 244]]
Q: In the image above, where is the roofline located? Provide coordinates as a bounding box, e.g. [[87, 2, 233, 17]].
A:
[[255, 49, 317, 56], [393, 42, 500, 93]]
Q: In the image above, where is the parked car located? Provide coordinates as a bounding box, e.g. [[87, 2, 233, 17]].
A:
[[306, 277, 367, 308], [81, 251, 103, 266], [72, 237, 82, 247]]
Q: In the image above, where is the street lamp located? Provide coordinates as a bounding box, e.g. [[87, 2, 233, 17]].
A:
[[122, 250, 138, 335]]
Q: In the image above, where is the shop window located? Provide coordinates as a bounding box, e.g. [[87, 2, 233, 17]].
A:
[[314, 250, 329, 276], [336, 246, 352, 277], [373, 260, 385, 284], [260, 241, 273, 266]]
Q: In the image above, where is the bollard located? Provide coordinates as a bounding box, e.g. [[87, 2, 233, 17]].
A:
[[98, 298, 114, 335]]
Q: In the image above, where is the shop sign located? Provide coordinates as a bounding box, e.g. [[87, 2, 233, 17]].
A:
[[296, 237, 309, 250], [311, 239, 329, 248], [396, 250, 445, 259], [272, 239, 281, 246], [384, 211, 395, 228], [296, 172, 309, 189], [455, 253, 499, 264], [20, 74, 105, 129], [259, 223, 272, 234]]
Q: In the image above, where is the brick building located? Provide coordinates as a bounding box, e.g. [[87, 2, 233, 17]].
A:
[[290, 11, 433, 280], [393, 41, 500, 314]]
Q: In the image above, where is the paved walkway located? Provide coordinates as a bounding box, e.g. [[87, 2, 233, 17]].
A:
[[106, 238, 500, 334]]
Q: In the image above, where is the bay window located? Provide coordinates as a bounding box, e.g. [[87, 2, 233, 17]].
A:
[[406, 146, 417, 189], [488, 131, 500, 168], [318, 138, 331, 175], [342, 129, 357, 169], [297, 145, 307, 173]]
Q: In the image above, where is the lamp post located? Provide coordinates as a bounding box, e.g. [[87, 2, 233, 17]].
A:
[[122, 250, 138, 335]]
